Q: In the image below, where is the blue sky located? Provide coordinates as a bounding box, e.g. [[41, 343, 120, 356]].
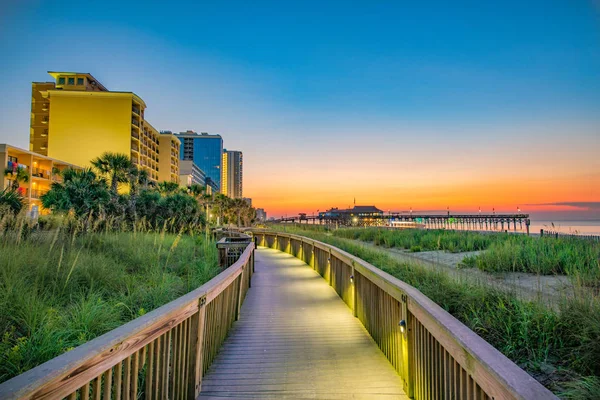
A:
[[1, 1, 599, 217]]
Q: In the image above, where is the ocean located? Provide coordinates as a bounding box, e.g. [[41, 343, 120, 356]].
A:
[[528, 220, 600, 236]]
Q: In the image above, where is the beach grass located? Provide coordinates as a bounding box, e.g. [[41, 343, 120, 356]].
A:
[[290, 226, 600, 286], [0, 222, 219, 383]]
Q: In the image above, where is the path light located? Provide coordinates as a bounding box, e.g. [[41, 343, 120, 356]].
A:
[[350, 275, 354, 284], [399, 319, 406, 333]]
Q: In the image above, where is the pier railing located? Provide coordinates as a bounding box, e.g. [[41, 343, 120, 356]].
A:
[[0, 241, 255, 400], [253, 231, 556, 400]]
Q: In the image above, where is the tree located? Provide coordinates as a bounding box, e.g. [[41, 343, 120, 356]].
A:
[[41, 168, 110, 217], [157, 181, 180, 195], [0, 187, 24, 214], [189, 184, 206, 198], [91, 152, 132, 194], [4, 167, 29, 190]]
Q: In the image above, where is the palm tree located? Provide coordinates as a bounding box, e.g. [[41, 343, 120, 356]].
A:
[[4, 167, 29, 191], [91, 152, 132, 194], [189, 184, 206, 198], [0, 187, 24, 214], [41, 168, 110, 217], [127, 167, 150, 197], [156, 181, 180, 195]]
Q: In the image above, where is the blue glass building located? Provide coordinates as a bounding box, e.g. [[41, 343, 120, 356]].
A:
[[176, 131, 223, 191]]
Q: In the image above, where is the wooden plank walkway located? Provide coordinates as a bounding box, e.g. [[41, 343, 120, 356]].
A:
[[198, 247, 407, 399]]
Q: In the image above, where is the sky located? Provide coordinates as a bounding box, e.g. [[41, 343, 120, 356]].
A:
[[1, 0, 599, 220]]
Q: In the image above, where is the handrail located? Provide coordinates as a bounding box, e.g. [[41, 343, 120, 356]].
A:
[[253, 231, 556, 400], [0, 241, 255, 400]]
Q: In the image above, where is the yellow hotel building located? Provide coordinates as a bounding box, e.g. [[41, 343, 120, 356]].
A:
[[0, 144, 81, 214], [30, 72, 179, 183]]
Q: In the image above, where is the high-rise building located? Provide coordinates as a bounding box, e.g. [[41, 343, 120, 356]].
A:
[[222, 149, 243, 198], [176, 131, 223, 191], [179, 160, 206, 187], [29, 71, 178, 183], [1, 143, 81, 215], [158, 131, 180, 183], [221, 151, 228, 196], [255, 208, 267, 222]]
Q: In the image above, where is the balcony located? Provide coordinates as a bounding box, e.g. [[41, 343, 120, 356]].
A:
[[131, 119, 140, 128], [32, 167, 51, 180], [131, 131, 139, 140], [30, 189, 48, 199], [42, 104, 49, 111], [41, 117, 49, 124], [132, 107, 140, 116]]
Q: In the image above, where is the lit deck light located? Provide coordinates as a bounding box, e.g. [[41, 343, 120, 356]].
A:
[[350, 275, 354, 284], [399, 319, 406, 333]]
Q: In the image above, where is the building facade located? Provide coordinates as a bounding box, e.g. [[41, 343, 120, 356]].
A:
[[176, 131, 223, 191], [30, 72, 178, 183], [179, 160, 206, 187], [1, 144, 81, 215], [158, 131, 180, 183], [255, 208, 267, 222], [221, 150, 243, 198]]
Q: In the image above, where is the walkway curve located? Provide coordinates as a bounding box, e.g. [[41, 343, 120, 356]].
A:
[[199, 247, 407, 399]]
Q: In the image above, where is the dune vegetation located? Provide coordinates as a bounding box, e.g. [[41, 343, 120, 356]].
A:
[[0, 212, 220, 384], [300, 226, 600, 286]]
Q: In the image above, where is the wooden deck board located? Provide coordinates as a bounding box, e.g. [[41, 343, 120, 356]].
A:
[[198, 247, 407, 399]]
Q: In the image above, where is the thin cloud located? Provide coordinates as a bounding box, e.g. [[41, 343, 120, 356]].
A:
[[526, 202, 600, 210]]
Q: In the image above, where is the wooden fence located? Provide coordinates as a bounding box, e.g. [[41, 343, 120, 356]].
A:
[[254, 231, 556, 400], [540, 229, 600, 242], [0, 242, 255, 400]]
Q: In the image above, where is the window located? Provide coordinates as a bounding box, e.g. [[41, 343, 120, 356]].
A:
[[77, 78, 84, 85], [58, 77, 65, 85], [68, 77, 75, 85]]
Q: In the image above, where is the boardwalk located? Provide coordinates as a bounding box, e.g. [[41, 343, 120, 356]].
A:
[[199, 247, 407, 399]]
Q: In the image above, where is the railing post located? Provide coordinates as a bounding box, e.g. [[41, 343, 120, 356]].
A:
[[401, 295, 414, 398], [327, 249, 332, 286], [188, 296, 207, 399], [351, 262, 357, 317], [236, 267, 244, 321]]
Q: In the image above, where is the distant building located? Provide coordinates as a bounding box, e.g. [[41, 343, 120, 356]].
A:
[[255, 208, 267, 221], [30, 71, 176, 183], [179, 160, 206, 187], [158, 131, 180, 183], [176, 130, 223, 191], [221, 149, 243, 198], [243, 197, 252, 207], [205, 177, 219, 195], [0, 143, 81, 215], [319, 205, 383, 219]]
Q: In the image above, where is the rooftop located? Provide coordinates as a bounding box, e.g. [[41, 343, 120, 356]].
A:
[[47, 71, 108, 91]]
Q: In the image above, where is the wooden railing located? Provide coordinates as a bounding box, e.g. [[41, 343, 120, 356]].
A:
[[253, 231, 557, 400], [0, 242, 255, 400]]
